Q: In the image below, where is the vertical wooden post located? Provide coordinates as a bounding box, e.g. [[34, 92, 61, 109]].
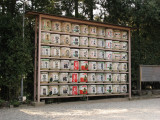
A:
[[128, 29, 132, 99], [37, 15, 42, 102], [34, 17, 38, 102]]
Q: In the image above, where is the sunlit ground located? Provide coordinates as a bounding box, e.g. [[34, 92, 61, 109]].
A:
[[0, 98, 160, 120]]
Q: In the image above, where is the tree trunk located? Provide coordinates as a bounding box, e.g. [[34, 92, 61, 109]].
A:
[[75, 0, 78, 18]]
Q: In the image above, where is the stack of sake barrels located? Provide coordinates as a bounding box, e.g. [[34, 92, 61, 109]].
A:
[[40, 19, 128, 97]]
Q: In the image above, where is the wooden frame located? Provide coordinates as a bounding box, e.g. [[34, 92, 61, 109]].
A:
[[27, 12, 132, 102], [139, 65, 160, 91]]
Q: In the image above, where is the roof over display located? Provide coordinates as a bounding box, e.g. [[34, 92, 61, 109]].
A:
[[26, 11, 132, 30]]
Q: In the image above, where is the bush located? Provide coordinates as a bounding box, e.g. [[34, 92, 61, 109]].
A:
[[11, 100, 21, 107], [0, 99, 5, 107]]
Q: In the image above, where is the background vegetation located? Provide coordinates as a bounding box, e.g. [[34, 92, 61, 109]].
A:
[[0, 0, 160, 101]]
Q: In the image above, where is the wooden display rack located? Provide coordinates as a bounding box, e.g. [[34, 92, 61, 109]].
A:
[[26, 11, 132, 102]]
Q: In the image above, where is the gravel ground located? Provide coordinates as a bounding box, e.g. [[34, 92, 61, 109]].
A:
[[0, 98, 160, 120]]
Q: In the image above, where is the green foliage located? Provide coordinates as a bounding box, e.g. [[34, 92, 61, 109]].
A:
[[0, 99, 5, 107], [10, 100, 21, 107]]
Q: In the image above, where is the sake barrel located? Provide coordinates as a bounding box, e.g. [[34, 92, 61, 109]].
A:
[[69, 85, 78, 96], [104, 85, 113, 94], [89, 49, 97, 59], [121, 31, 128, 40], [70, 60, 79, 71], [49, 60, 60, 70], [105, 51, 112, 60], [41, 46, 50, 57], [119, 63, 127, 72], [89, 62, 97, 71], [121, 52, 128, 61], [104, 62, 112, 71], [97, 39, 105, 48], [106, 29, 113, 39], [88, 85, 96, 95], [60, 60, 70, 70], [50, 47, 60, 57], [48, 86, 58, 96], [112, 41, 120, 50], [41, 32, 50, 44], [104, 73, 112, 83], [114, 30, 121, 39], [97, 62, 104, 71], [70, 36, 79, 46], [80, 25, 88, 35], [96, 85, 104, 94], [72, 24, 80, 34], [41, 19, 51, 31], [112, 52, 121, 61], [60, 47, 70, 58], [105, 40, 112, 49], [112, 63, 119, 72], [112, 85, 121, 94], [51, 21, 61, 32], [79, 73, 88, 83], [120, 74, 127, 83], [50, 34, 60, 45], [40, 86, 48, 96], [69, 73, 78, 83], [88, 73, 96, 83], [79, 49, 88, 59], [41, 59, 49, 70], [79, 85, 87, 95], [112, 74, 120, 83], [97, 27, 105, 37], [89, 26, 97, 36], [88, 38, 97, 47], [97, 50, 105, 59], [79, 37, 88, 47], [59, 85, 69, 96], [120, 42, 128, 51], [80, 61, 88, 71], [61, 22, 71, 33], [48, 72, 59, 83], [96, 73, 104, 83], [40, 72, 48, 83], [120, 85, 127, 93], [60, 35, 70, 45], [70, 49, 79, 58], [59, 73, 68, 83]]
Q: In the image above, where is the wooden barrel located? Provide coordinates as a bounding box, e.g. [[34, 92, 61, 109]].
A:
[[72, 24, 80, 34], [79, 73, 88, 83], [41, 19, 51, 31], [69, 73, 78, 83], [41, 32, 50, 44], [48, 72, 59, 83], [80, 25, 88, 35], [40, 72, 48, 83], [61, 22, 71, 33], [89, 62, 97, 71], [88, 73, 96, 83], [79, 37, 88, 46], [51, 21, 61, 32], [106, 29, 113, 39], [50, 34, 60, 45], [70, 36, 79, 46]]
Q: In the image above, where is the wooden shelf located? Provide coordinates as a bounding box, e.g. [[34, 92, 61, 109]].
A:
[[40, 70, 129, 73], [40, 82, 129, 85], [41, 30, 128, 42], [40, 93, 129, 99], [40, 57, 128, 62], [41, 43, 128, 52]]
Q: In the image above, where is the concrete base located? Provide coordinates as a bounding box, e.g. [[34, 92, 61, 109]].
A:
[[31, 102, 45, 107]]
